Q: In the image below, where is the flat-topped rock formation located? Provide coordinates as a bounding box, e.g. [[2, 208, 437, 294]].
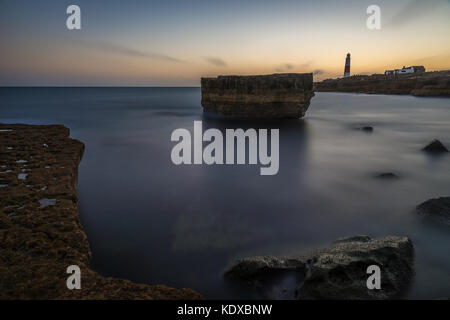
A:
[[201, 73, 314, 118], [314, 70, 450, 96], [225, 235, 414, 300], [0, 124, 202, 299]]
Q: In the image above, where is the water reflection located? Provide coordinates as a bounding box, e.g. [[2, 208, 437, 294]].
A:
[[171, 115, 309, 255]]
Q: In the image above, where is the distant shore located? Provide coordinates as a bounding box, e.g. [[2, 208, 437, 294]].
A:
[[314, 70, 450, 97], [0, 123, 202, 299]]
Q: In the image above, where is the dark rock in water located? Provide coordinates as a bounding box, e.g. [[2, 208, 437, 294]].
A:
[[416, 197, 450, 226], [225, 236, 414, 300], [201, 73, 314, 118], [358, 126, 374, 132], [352, 125, 373, 132], [422, 139, 449, 153], [375, 172, 399, 179]]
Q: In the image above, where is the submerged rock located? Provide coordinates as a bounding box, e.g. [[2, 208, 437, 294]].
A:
[[355, 125, 374, 132], [201, 73, 314, 118], [416, 197, 450, 226], [422, 139, 449, 153], [375, 172, 399, 179], [225, 236, 414, 300]]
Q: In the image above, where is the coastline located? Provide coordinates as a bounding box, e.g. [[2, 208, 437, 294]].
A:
[[0, 123, 202, 299], [313, 70, 450, 97]]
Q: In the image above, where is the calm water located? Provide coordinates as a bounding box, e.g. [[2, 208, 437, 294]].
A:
[[1, 88, 449, 299]]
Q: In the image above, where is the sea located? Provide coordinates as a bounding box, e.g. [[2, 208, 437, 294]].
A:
[[1, 87, 449, 299]]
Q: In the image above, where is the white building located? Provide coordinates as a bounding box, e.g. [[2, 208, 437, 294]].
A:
[[385, 66, 425, 75]]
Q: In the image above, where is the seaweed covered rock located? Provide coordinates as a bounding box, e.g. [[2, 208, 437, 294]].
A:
[[0, 124, 202, 300]]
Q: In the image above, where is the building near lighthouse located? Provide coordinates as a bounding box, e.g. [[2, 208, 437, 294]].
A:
[[344, 53, 351, 78], [385, 66, 425, 75]]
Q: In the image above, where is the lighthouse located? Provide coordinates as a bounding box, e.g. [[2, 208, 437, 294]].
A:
[[344, 53, 351, 78]]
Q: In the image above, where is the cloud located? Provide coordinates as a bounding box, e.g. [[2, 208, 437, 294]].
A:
[[275, 63, 294, 72], [386, 0, 447, 27], [85, 41, 183, 62], [300, 61, 312, 68], [312, 69, 325, 75], [412, 53, 450, 63], [204, 57, 227, 67]]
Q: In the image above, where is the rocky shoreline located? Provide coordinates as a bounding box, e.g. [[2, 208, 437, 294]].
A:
[[1, 123, 448, 300], [0, 124, 202, 299], [314, 70, 450, 96]]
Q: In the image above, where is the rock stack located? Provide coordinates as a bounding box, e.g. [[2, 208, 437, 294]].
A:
[[201, 73, 314, 118]]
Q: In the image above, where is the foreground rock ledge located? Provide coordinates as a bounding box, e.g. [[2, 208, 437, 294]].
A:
[[0, 124, 202, 299], [225, 236, 414, 300], [201, 73, 314, 118]]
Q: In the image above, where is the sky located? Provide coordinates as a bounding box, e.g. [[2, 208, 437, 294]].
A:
[[0, 0, 449, 86]]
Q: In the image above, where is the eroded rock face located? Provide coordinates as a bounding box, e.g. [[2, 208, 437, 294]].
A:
[[416, 197, 450, 226], [0, 124, 202, 300], [225, 236, 414, 300], [201, 73, 314, 118]]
